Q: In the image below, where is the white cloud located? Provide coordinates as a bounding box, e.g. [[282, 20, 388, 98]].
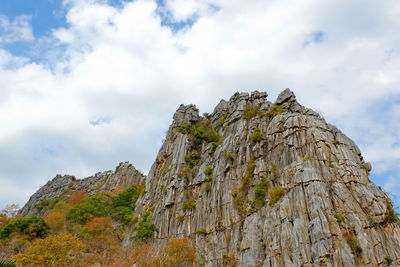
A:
[[0, 15, 34, 43], [1, 0, 400, 209]]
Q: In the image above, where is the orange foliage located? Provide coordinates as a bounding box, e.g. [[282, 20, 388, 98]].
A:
[[67, 191, 87, 206], [129, 243, 162, 267], [85, 216, 113, 234], [45, 211, 65, 232], [111, 186, 127, 196], [164, 238, 196, 266]]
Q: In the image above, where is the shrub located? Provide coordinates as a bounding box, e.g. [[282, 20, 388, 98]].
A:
[[195, 228, 208, 235], [179, 121, 222, 150], [67, 191, 87, 206], [232, 157, 255, 216], [264, 104, 284, 116], [204, 166, 213, 176], [164, 238, 196, 266], [203, 182, 212, 192], [252, 128, 263, 143], [384, 255, 393, 264], [45, 211, 65, 232], [269, 162, 280, 182], [0, 215, 49, 239], [254, 177, 269, 204], [134, 211, 157, 242], [66, 197, 109, 224], [184, 154, 201, 169], [383, 199, 399, 224], [334, 213, 346, 224], [215, 115, 226, 131], [301, 156, 312, 161], [224, 152, 235, 162], [243, 104, 260, 120], [268, 186, 286, 207], [12, 233, 86, 266], [343, 228, 362, 257], [182, 199, 196, 210]]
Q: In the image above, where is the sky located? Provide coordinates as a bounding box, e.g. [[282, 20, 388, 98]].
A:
[[0, 0, 399, 211]]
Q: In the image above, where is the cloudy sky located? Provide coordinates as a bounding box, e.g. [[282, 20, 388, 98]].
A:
[[0, 0, 399, 211]]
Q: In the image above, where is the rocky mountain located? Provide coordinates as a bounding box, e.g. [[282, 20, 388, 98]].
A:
[[22, 89, 400, 266], [21, 162, 145, 216]]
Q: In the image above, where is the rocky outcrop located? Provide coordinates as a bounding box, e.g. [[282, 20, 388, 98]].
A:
[[135, 89, 400, 266], [21, 89, 400, 266], [21, 162, 145, 216]]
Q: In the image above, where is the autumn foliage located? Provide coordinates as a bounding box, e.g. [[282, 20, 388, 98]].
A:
[[164, 238, 196, 266], [67, 191, 87, 206], [45, 212, 65, 232], [13, 233, 86, 266]]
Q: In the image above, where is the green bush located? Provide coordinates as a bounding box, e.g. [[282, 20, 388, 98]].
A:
[[66, 197, 109, 224], [268, 186, 286, 207], [204, 166, 213, 176], [203, 182, 212, 192], [0, 216, 49, 239], [383, 199, 399, 224], [195, 228, 208, 235], [384, 255, 393, 264], [264, 104, 284, 116], [224, 152, 235, 162], [184, 153, 201, 169], [243, 104, 260, 120], [232, 157, 256, 216], [134, 211, 157, 242], [252, 128, 262, 143], [179, 121, 222, 150], [254, 177, 269, 203], [334, 213, 346, 224], [182, 198, 196, 210], [269, 162, 280, 182]]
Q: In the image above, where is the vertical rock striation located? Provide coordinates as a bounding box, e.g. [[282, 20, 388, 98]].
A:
[[135, 89, 400, 266]]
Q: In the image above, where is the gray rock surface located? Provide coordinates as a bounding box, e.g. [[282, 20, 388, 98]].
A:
[[134, 89, 400, 266], [20, 162, 145, 216]]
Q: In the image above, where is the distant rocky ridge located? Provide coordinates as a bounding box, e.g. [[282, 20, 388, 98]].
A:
[[20, 162, 145, 216], [22, 89, 400, 266]]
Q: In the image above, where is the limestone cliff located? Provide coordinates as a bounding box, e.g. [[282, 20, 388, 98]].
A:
[[135, 89, 400, 266], [21, 89, 400, 266], [21, 162, 145, 216]]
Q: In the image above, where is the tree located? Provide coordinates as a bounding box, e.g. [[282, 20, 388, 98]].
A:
[[45, 212, 65, 233], [67, 191, 87, 206], [129, 243, 161, 267], [164, 238, 196, 266], [13, 233, 86, 267], [0, 216, 48, 240]]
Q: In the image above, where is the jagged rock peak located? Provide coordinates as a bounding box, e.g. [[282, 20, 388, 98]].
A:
[[21, 161, 145, 216], [135, 89, 400, 266]]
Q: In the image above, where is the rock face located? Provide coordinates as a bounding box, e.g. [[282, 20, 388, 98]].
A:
[[21, 162, 145, 216], [135, 90, 400, 266], [21, 89, 400, 266]]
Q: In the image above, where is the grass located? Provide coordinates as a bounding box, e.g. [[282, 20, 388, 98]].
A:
[[231, 157, 255, 216], [334, 213, 346, 224], [270, 162, 280, 182], [301, 155, 312, 161], [203, 182, 212, 192], [204, 166, 213, 176], [224, 151, 235, 162], [184, 153, 201, 169], [182, 198, 196, 210], [254, 177, 269, 206], [268, 186, 286, 207], [252, 128, 262, 143], [243, 104, 260, 120], [195, 228, 208, 235], [384, 255, 393, 264], [264, 104, 284, 116], [383, 199, 399, 224], [343, 227, 362, 257]]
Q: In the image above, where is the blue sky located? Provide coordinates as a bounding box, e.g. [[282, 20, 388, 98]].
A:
[[0, 0, 399, 212]]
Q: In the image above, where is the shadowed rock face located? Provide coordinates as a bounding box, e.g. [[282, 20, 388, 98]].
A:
[[20, 162, 145, 216], [135, 89, 400, 266]]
